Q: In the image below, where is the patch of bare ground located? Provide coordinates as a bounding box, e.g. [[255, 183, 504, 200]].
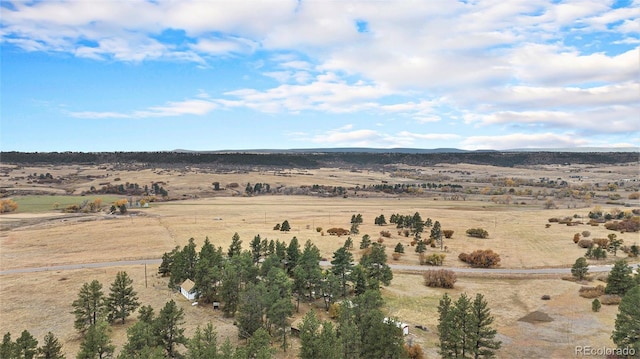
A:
[[0, 267, 239, 358], [383, 273, 619, 359]]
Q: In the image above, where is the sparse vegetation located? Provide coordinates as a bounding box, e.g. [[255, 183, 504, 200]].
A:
[[424, 269, 456, 288]]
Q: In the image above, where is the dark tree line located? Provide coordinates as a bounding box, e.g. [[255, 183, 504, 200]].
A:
[[3, 151, 636, 168]]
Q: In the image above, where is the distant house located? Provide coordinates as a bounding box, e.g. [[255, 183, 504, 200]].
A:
[[180, 279, 197, 301]]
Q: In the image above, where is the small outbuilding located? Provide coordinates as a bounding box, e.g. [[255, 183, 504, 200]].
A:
[[384, 317, 409, 336], [180, 279, 197, 301]]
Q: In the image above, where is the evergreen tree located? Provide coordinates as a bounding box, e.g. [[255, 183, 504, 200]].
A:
[[37, 331, 65, 359], [437, 294, 455, 357], [280, 220, 291, 232], [72, 280, 106, 333], [431, 220, 443, 251], [605, 260, 635, 296], [15, 330, 38, 359], [331, 246, 354, 297], [360, 243, 393, 288], [155, 300, 187, 358], [394, 242, 405, 254], [250, 235, 263, 264], [227, 233, 242, 258], [1, 333, 14, 359], [359, 234, 371, 249], [607, 234, 624, 257], [245, 328, 274, 359], [285, 237, 301, 273], [106, 271, 140, 325], [298, 241, 323, 301], [299, 311, 321, 359], [158, 247, 179, 277], [186, 323, 218, 359], [118, 306, 158, 359], [220, 261, 241, 317], [469, 294, 501, 358], [76, 322, 114, 359], [571, 257, 589, 281], [415, 240, 427, 254], [351, 265, 368, 296], [592, 298, 601, 312], [611, 286, 640, 354], [237, 282, 266, 339]]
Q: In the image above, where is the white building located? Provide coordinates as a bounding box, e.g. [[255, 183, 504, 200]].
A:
[[384, 317, 409, 336], [180, 279, 197, 301]]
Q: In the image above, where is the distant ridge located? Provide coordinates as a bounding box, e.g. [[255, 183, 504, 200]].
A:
[[173, 147, 638, 154]]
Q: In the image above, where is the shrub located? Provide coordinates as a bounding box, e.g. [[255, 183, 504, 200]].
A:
[[581, 231, 591, 238], [392, 252, 402, 261], [600, 294, 622, 305], [548, 218, 559, 223], [573, 233, 581, 243], [629, 192, 640, 200], [593, 238, 609, 248], [327, 228, 350, 236], [0, 199, 19, 213], [458, 249, 501, 268], [380, 230, 392, 238], [443, 230, 454, 239], [466, 228, 489, 238], [577, 239, 594, 248], [316, 227, 322, 232], [578, 285, 604, 299], [377, 237, 384, 243], [541, 295, 551, 300], [592, 299, 601, 312], [404, 343, 425, 359], [423, 269, 457, 288], [423, 253, 446, 266]]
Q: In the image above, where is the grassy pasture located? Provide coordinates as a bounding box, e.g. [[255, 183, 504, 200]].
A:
[[9, 195, 124, 213]]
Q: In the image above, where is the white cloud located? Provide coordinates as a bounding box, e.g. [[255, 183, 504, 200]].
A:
[[461, 133, 590, 150], [70, 97, 218, 119]]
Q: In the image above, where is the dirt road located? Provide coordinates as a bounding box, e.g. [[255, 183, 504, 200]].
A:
[[0, 259, 615, 276]]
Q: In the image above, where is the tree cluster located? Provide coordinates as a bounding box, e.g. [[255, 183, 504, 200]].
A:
[[458, 250, 501, 268], [437, 293, 501, 359]]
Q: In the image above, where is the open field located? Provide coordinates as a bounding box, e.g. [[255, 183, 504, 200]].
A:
[[1, 161, 638, 358]]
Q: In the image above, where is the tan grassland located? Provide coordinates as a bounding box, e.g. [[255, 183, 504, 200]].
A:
[[1, 162, 639, 358]]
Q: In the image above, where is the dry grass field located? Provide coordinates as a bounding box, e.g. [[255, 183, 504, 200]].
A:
[[1, 162, 638, 358]]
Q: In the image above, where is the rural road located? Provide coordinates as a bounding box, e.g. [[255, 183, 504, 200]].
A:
[[0, 259, 616, 276]]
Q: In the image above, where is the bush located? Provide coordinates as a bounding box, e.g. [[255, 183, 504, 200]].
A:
[[458, 249, 500, 268], [327, 228, 350, 236], [443, 230, 454, 239], [466, 228, 489, 238], [581, 231, 591, 238], [579, 285, 604, 299], [422, 253, 446, 266], [423, 269, 457, 288], [577, 239, 594, 248], [548, 218, 559, 223], [0, 199, 19, 213], [380, 230, 392, 238], [593, 238, 609, 248], [392, 252, 402, 261], [316, 227, 322, 232], [629, 192, 640, 200], [600, 294, 622, 305], [573, 233, 581, 243]]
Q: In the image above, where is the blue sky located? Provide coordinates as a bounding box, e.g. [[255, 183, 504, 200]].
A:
[[1, 0, 638, 152]]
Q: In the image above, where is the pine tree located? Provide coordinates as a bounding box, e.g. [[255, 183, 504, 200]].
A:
[[37, 332, 65, 359], [331, 246, 354, 297], [611, 286, 640, 354], [280, 220, 291, 232], [394, 242, 405, 254], [299, 311, 321, 359], [227, 233, 242, 258], [106, 271, 140, 325], [76, 322, 114, 359], [469, 294, 501, 358], [285, 237, 301, 273], [571, 257, 589, 281], [605, 260, 635, 296], [1, 333, 14, 359], [437, 293, 454, 357], [246, 328, 274, 359], [155, 300, 187, 358], [220, 261, 241, 317], [186, 323, 218, 359], [360, 243, 393, 288], [15, 330, 38, 359], [237, 282, 266, 339], [119, 306, 158, 358], [431, 220, 443, 251], [72, 280, 106, 333]]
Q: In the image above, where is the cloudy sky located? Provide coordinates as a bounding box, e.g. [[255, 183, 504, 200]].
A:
[[1, 0, 638, 151]]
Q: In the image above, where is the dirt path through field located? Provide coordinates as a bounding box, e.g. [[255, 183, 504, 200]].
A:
[[0, 259, 614, 276]]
